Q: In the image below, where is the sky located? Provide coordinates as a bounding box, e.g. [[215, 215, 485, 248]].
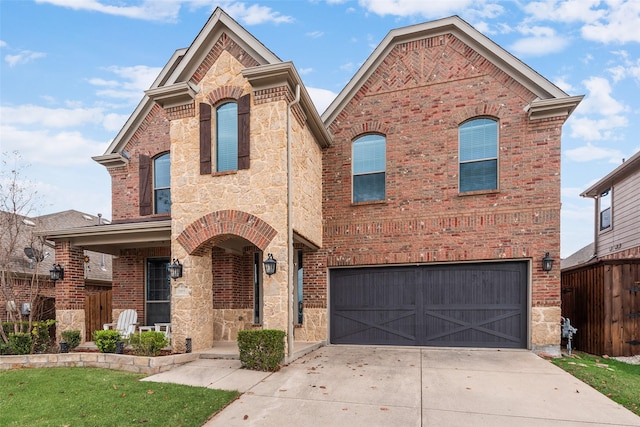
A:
[[1, 0, 639, 259]]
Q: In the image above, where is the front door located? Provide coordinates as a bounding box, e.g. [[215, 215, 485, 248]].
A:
[[146, 258, 171, 325]]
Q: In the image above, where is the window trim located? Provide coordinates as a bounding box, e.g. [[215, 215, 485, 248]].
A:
[[352, 133, 386, 203], [153, 152, 171, 215], [599, 188, 612, 232], [458, 117, 499, 194]]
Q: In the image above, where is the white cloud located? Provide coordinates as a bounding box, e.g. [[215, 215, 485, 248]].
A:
[[306, 87, 338, 115], [508, 34, 569, 56], [222, 2, 294, 25], [0, 40, 7, 47], [35, 0, 181, 22], [553, 75, 576, 93], [523, 0, 605, 23], [578, 76, 627, 116], [582, 0, 640, 43], [4, 50, 46, 67], [298, 67, 313, 75], [306, 31, 324, 39], [0, 105, 104, 128], [358, 0, 486, 18], [564, 142, 625, 163], [606, 51, 640, 84], [0, 125, 108, 167], [569, 115, 628, 141]]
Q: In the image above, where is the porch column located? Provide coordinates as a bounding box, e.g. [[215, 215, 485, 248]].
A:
[[54, 241, 86, 343], [171, 253, 214, 352]]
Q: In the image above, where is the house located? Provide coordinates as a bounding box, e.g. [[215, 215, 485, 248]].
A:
[[44, 8, 582, 356], [1, 210, 112, 338], [561, 151, 640, 356]]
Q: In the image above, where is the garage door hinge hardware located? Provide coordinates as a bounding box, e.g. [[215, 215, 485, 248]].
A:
[[625, 340, 640, 346], [628, 312, 640, 319]]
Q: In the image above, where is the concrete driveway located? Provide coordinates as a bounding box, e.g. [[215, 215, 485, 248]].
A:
[[144, 346, 640, 426]]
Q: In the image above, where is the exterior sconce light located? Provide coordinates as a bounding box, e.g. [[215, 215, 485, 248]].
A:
[[168, 258, 183, 280], [263, 253, 277, 276], [542, 252, 554, 272], [49, 264, 64, 282]]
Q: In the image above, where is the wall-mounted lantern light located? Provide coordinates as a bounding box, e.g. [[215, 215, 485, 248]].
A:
[[49, 264, 64, 283], [263, 253, 277, 276], [542, 252, 554, 272], [168, 258, 183, 280]]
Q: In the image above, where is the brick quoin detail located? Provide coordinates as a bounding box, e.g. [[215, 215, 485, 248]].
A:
[[177, 210, 278, 256]]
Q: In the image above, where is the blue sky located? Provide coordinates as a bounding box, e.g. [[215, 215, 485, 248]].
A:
[[1, 0, 639, 258]]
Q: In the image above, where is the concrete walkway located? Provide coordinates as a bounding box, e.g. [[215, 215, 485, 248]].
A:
[[144, 346, 640, 427]]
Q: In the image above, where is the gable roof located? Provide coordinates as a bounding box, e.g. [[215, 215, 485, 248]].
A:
[[93, 7, 281, 168], [322, 15, 583, 126], [581, 149, 640, 198]]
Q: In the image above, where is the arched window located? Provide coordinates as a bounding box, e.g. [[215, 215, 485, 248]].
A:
[[153, 153, 171, 214], [216, 102, 238, 172], [459, 118, 498, 193], [352, 134, 386, 202]]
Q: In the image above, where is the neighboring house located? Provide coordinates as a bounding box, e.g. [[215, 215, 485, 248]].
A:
[[561, 151, 640, 356], [44, 8, 582, 356], [1, 210, 112, 330]]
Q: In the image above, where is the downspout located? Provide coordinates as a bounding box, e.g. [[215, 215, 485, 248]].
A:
[[286, 84, 300, 360]]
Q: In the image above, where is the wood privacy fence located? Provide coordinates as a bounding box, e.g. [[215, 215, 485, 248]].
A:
[[561, 260, 640, 356], [84, 290, 112, 341]]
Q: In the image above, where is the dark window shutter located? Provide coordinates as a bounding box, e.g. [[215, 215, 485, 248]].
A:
[[139, 154, 152, 216], [237, 94, 250, 170], [200, 103, 212, 175]]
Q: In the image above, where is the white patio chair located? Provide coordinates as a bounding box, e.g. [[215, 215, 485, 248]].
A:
[[103, 309, 138, 339]]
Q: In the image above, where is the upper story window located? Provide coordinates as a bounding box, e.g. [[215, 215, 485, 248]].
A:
[[352, 134, 386, 203], [216, 102, 238, 172], [459, 118, 498, 193], [199, 94, 250, 175], [153, 153, 171, 214], [599, 188, 611, 231]]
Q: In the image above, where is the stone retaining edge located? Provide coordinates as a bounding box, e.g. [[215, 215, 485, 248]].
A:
[[0, 352, 200, 375]]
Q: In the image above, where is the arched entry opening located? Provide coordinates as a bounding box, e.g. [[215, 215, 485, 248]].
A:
[[176, 210, 278, 344]]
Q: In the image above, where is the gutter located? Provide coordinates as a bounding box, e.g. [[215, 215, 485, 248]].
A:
[[287, 84, 300, 359]]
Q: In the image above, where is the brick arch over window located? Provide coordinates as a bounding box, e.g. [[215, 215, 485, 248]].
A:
[[452, 104, 506, 125], [346, 121, 391, 141], [177, 210, 278, 256], [207, 86, 244, 105]]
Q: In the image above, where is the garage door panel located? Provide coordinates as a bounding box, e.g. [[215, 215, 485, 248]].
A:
[[330, 262, 528, 348]]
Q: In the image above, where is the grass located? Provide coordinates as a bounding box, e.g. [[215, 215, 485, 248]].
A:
[[551, 352, 640, 416], [0, 367, 239, 426]]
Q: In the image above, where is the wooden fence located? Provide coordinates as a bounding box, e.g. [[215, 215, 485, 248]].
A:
[[561, 260, 640, 356], [85, 290, 112, 341]]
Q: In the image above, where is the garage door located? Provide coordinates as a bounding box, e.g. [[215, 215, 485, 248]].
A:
[[330, 262, 528, 348]]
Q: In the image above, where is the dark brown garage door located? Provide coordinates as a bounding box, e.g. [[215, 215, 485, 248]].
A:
[[330, 262, 528, 348]]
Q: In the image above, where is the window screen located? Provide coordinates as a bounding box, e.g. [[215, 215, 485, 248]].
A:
[[459, 118, 498, 193], [353, 134, 386, 202], [216, 102, 238, 172], [153, 153, 171, 214]]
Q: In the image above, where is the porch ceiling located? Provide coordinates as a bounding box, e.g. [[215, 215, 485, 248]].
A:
[[39, 220, 172, 255]]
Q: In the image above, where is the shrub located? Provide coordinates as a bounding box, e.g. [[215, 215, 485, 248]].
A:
[[128, 331, 169, 356], [93, 330, 121, 353], [61, 330, 82, 350], [8, 332, 32, 355], [237, 329, 286, 372], [2, 320, 55, 354]]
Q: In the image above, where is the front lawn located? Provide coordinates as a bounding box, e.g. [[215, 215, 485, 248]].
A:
[[0, 367, 238, 426], [551, 352, 640, 416]]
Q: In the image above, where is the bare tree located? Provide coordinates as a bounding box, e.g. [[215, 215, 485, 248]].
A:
[[0, 151, 47, 347]]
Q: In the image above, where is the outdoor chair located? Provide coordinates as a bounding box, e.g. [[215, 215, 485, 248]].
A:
[[103, 309, 138, 339]]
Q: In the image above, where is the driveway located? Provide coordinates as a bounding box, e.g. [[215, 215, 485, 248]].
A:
[[145, 346, 640, 426]]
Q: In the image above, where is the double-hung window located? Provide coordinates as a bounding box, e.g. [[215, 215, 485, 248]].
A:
[[352, 134, 386, 203], [153, 153, 171, 214], [599, 188, 611, 231], [459, 118, 498, 193], [216, 102, 238, 172]]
